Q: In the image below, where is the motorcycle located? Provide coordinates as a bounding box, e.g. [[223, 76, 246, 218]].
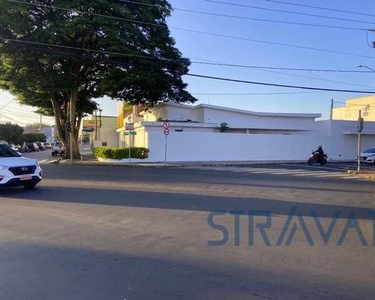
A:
[[308, 151, 328, 165]]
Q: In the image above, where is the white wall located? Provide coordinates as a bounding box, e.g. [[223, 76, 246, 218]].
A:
[[95, 117, 117, 147], [165, 106, 199, 122], [146, 131, 330, 162]]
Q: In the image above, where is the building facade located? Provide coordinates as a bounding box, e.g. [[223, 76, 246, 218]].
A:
[[332, 95, 375, 121], [77, 101, 375, 163], [41, 126, 55, 144]]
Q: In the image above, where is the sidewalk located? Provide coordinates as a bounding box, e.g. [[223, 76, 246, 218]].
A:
[[347, 169, 375, 180], [56, 157, 359, 168]]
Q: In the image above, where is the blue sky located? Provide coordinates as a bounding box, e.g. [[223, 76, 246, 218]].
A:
[[1, 0, 375, 124], [161, 0, 375, 120]]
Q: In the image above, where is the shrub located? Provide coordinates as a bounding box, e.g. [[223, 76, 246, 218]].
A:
[[93, 147, 149, 160]]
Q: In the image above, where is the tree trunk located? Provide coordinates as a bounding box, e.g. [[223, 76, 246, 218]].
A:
[[50, 92, 81, 160]]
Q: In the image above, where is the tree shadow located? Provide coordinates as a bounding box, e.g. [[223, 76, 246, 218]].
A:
[[39, 165, 375, 195], [1, 185, 374, 220]]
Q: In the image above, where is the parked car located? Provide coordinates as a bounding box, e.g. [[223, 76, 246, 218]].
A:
[[0, 144, 42, 189], [36, 142, 45, 151], [52, 141, 65, 156], [43, 142, 52, 149], [360, 147, 375, 164], [23, 142, 38, 152]]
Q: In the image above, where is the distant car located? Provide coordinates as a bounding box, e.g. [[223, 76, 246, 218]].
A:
[[36, 142, 45, 151], [360, 147, 375, 164], [24, 143, 38, 152], [43, 142, 52, 149], [0, 144, 42, 189], [52, 142, 65, 156]]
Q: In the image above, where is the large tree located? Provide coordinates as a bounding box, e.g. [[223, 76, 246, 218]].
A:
[[0, 0, 196, 158], [0, 122, 24, 144]]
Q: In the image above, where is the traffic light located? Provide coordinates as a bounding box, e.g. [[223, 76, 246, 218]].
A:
[[357, 117, 364, 132], [66, 122, 72, 133]]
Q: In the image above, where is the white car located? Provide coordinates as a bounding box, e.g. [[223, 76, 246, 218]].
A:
[[0, 144, 43, 189], [360, 147, 375, 164]]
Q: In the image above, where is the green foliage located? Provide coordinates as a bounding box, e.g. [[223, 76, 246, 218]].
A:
[[0, 122, 24, 144], [0, 0, 196, 109], [23, 133, 47, 143], [219, 122, 229, 132], [93, 147, 149, 160], [82, 134, 90, 144], [0, 0, 197, 158]]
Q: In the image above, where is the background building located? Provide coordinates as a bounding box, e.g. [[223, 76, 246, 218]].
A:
[[332, 95, 375, 121], [113, 102, 375, 162], [41, 126, 55, 144]]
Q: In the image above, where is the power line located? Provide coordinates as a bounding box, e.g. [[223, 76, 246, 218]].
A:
[[172, 8, 369, 32], [193, 61, 375, 89], [2, 33, 375, 65], [8, 0, 371, 33], [264, 0, 375, 18], [156, 28, 375, 60], [191, 91, 326, 96], [204, 0, 375, 25], [5, 2, 375, 60], [12, 42, 375, 92], [0, 99, 16, 111], [6, 38, 375, 77], [193, 62, 373, 73], [186, 74, 375, 94], [2, 37, 375, 94], [0, 112, 26, 125]]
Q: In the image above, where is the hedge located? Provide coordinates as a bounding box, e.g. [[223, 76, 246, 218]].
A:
[[93, 147, 149, 160]]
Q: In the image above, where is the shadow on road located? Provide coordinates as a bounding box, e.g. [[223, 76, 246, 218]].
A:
[[1, 185, 374, 220], [0, 242, 370, 300]]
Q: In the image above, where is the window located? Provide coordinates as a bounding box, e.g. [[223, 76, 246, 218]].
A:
[[0, 145, 20, 158], [364, 148, 375, 153]]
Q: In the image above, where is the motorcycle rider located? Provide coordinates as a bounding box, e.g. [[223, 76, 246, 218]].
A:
[[315, 145, 325, 163]]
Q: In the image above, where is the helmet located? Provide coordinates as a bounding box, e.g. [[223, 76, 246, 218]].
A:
[[318, 145, 322, 149]]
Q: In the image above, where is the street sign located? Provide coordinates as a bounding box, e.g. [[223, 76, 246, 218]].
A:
[[123, 131, 137, 136], [164, 128, 170, 136], [163, 121, 170, 129], [125, 122, 134, 130]]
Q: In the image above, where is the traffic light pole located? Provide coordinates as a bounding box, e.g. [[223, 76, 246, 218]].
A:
[[357, 110, 363, 172], [70, 93, 74, 164]]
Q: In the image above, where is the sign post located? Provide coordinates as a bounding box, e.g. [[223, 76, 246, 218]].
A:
[[125, 123, 134, 163], [163, 122, 170, 165], [357, 110, 364, 172]]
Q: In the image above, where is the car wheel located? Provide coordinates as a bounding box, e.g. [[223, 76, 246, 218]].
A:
[[24, 183, 37, 190]]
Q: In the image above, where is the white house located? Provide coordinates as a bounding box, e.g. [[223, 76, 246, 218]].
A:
[[113, 102, 375, 162]]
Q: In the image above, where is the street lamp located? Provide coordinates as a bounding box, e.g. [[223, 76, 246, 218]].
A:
[[356, 65, 375, 73]]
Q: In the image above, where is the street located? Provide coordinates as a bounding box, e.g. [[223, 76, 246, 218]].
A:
[[0, 164, 374, 300]]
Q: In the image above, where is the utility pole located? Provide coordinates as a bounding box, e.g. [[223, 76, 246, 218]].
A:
[[330, 99, 333, 120], [40, 114, 43, 132], [94, 110, 98, 141]]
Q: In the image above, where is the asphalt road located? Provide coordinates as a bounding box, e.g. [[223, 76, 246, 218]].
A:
[[0, 165, 374, 300]]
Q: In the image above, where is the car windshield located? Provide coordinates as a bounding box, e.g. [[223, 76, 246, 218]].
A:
[[364, 148, 375, 153], [0, 144, 21, 157]]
